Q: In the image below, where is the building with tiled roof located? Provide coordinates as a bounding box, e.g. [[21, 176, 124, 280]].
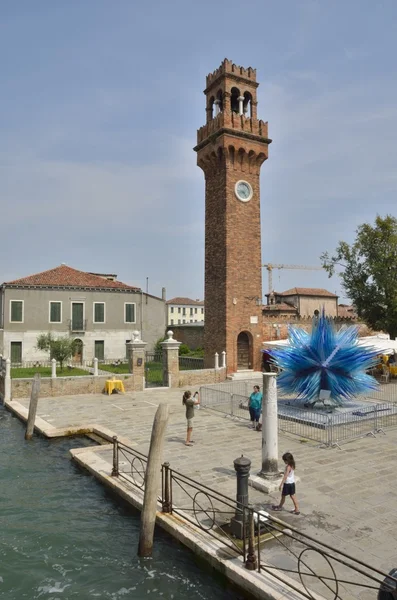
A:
[[264, 287, 338, 318], [166, 297, 204, 326], [0, 265, 166, 363], [338, 304, 358, 319], [277, 287, 338, 298], [5, 264, 140, 292]]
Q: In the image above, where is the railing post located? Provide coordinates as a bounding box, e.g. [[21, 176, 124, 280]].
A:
[[245, 507, 257, 571], [51, 358, 57, 378], [326, 416, 332, 447], [230, 393, 234, 417], [93, 357, 99, 376], [4, 358, 11, 403], [162, 462, 172, 513], [112, 436, 119, 476], [214, 352, 219, 370]]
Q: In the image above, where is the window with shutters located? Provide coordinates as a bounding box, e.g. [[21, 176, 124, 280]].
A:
[[124, 303, 136, 324], [10, 300, 23, 323], [49, 301, 62, 323], [94, 340, 105, 360], [10, 341, 22, 363], [93, 302, 105, 323]]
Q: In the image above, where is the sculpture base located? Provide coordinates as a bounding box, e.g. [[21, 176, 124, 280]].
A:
[[249, 473, 283, 494]]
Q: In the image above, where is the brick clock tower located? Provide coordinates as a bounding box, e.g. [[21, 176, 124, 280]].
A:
[[194, 59, 271, 373]]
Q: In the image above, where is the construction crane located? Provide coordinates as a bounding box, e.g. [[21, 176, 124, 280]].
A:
[[262, 263, 324, 295]]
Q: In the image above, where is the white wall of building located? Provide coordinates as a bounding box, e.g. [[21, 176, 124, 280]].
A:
[[167, 304, 204, 326], [2, 329, 135, 362]]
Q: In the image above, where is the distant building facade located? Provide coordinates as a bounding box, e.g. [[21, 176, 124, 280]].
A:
[[0, 264, 166, 363], [264, 288, 338, 318], [166, 297, 204, 326]]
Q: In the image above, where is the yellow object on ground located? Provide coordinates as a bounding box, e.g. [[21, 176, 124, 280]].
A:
[[105, 380, 125, 395]]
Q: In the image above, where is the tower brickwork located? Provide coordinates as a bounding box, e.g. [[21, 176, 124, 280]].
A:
[[194, 59, 271, 373]]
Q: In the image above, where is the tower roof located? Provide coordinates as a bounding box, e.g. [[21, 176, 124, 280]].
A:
[[205, 59, 258, 91]]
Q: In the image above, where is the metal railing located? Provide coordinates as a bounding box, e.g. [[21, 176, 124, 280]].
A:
[[200, 384, 397, 447], [111, 436, 397, 599], [178, 356, 205, 370], [9, 360, 55, 368]]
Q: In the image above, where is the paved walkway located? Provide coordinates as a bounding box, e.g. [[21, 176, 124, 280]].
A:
[[12, 387, 397, 599]]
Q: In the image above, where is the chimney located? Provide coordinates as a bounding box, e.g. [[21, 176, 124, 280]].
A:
[[162, 287, 166, 301]]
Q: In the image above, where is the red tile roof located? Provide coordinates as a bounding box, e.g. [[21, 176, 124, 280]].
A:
[[263, 302, 298, 312], [279, 287, 338, 298], [4, 264, 140, 291], [166, 297, 204, 306]]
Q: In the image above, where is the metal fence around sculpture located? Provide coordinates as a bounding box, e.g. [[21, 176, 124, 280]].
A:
[[199, 383, 397, 447], [110, 436, 397, 599]]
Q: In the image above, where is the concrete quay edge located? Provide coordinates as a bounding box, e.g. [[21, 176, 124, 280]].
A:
[[70, 446, 325, 600], [4, 398, 325, 600]]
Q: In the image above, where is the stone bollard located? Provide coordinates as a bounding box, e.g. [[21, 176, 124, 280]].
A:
[[221, 351, 226, 369], [93, 357, 99, 376], [230, 455, 251, 539], [214, 352, 219, 370], [259, 372, 279, 478], [4, 358, 11, 403], [51, 358, 57, 378]]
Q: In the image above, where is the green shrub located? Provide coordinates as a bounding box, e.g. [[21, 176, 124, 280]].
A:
[[154, 335, 167, 354], [179, 344, 190, 355]]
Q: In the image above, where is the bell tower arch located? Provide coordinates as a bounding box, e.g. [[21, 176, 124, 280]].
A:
[[194, 59, 272, 373]]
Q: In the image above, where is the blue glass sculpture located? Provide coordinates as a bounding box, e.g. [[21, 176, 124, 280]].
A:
[[268, 312, 379, 406]]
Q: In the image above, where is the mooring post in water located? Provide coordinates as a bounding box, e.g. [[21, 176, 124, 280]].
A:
[[25, 373, 41, 440], [4, 358, 11, 403], [138, 403, 169, 557]]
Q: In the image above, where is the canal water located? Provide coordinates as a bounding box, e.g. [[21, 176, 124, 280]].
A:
[[0, 407, 243, 599]]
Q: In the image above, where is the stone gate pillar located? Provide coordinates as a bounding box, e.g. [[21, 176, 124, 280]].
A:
[[126, 331, 147, 391], [161, 331, 181, 388]]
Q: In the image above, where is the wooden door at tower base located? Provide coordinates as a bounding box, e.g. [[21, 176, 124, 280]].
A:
[[237, 332, 250, 370]]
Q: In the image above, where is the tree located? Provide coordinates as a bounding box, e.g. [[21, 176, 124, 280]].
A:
[[321, 214, 397, 339], [36, 333, 77, 371]]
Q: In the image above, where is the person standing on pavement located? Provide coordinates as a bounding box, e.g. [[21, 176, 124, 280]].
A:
[[183, 390, 200, 446], [272, 452, 300, 515], [248, 385, 262, 430]]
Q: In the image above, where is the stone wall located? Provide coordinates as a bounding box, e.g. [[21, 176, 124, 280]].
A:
[[10, 375, 135, 399], [177, 368, 227, 388], [171, 325, 204, 350]]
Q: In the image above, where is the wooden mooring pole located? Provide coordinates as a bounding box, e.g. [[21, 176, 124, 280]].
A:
[[138, 402, 169, 557], [25, 373, 41, 440]]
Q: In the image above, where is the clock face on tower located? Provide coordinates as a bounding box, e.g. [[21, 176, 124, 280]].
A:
[[235, 180, 253, 202]]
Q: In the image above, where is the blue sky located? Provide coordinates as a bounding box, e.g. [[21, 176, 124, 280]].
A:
[[1, 1, 396, 302]]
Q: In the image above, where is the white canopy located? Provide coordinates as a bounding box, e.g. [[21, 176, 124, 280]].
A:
[[263, 334, 397, 355]]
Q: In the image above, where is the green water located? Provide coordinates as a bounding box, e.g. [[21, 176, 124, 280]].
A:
[[0, 407, 242, 599]]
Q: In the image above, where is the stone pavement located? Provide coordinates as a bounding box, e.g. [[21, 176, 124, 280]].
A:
[[12, 387, 397, 598]]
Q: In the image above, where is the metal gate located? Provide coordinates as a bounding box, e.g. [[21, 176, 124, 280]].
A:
[[144, 351, 164, 388]]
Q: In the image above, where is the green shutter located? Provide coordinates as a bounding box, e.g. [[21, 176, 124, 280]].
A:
[[94, 303, 105, 323], [11, 301, 23, 322], [10, 342, 22, 363], [50, 302, 61, 322], [125, 303, 135, 323], [94, 340, 105, 360]]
